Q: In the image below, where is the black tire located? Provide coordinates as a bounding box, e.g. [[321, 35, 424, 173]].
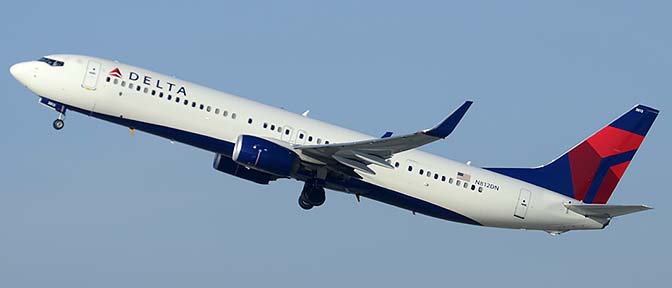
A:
[[301, 180, 326, 207], [53, 119, 64, 130], [299, 197, 313, 210], [308, 187, 326, 207]]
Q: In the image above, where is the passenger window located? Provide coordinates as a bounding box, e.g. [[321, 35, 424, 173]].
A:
[[426, 171, 431, 177], [270, 124, 275, 130], [114, 79, 119, 85], [463, 182, 468, 188], [106, 77, 111, 82], [184, 100, 188, 105], [441, 176, 446, 182], [478, 187, 483, 193], [192, 102, 197, 108], [471, 185, 476, 190], [159, 92, 163, 98], [419, 169, 424, 175], [285, 130, 290, 135], [394, 162, 400, 168], [248, 118, 253, 124], [199, 104, 204, 110], [151, 90, 156, 96], [223, 110, 228, 116], [136, 85, 141, 92], [168, 95, 172, 100], [317, 138, 322, 144], [207, 106, 212, 112], [232, 113, 237, 119], [129, 83, 134, 89], [325, 141, 330, 144], [308, 136, 313, 142], [456, 180, 461, 186], [121, 81, 126, 87], [408, 166, 413, 172], [215, 108, 220, 114], [449, 178, 453, 184], [176, 97, 180, 103], [434, 174, 439, 180], [299, 133, 304, 139], [263, 123, 268, 128]]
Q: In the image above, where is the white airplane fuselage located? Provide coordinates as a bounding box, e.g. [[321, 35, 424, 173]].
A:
[[9, 54, 625, 234]]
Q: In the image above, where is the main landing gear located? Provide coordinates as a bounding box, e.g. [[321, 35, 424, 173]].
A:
[[53, 113, 65, 130], [298, 179, 326, 210]]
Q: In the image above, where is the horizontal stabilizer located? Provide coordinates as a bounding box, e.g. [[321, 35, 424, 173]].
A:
[[564, 203, 652, 218]]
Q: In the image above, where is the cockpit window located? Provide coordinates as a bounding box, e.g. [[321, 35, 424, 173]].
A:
[[37, 57, 65, 67]]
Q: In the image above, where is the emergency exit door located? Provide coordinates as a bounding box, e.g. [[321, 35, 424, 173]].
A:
[[514, 188, 532, 219], [82, 60, 101, 90]]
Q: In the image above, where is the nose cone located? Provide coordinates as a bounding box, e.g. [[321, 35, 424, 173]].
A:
[[10, 62, 32, 86]]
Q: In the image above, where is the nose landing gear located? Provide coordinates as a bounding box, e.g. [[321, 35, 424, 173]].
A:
[[53, 113, 65, 130], [39, 98, 67, 131]]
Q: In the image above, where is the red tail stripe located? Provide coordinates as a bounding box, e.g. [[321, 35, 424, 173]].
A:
[[609, 161, 630, 179], [592, 169, 621, 204], [586, 126, 644, 158], [568, 142, 602, 201]]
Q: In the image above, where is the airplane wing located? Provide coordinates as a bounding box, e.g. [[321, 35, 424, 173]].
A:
[[294, 101, 473, 175], [564, 203, 652, 218]]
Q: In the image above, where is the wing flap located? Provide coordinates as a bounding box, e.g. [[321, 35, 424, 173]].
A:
[[332, 155, 376, 175]]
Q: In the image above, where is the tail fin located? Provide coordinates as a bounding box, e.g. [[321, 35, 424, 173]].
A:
[[487, 104, 659, 204]]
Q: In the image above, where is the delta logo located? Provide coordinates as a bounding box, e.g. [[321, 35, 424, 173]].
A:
[[107, 67, 187, 96], [109, 68, 122, 78]]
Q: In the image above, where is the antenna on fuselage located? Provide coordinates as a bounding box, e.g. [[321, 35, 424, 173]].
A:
[[302, 110, 310, 117]]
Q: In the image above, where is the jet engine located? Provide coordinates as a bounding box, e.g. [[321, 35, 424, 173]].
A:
[[232, 135, 299, 177]]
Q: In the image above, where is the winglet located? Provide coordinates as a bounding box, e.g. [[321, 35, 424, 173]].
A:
[[423, 101, 473, 138]]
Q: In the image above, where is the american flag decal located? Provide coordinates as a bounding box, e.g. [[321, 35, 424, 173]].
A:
[[457, 172, 471, 182]]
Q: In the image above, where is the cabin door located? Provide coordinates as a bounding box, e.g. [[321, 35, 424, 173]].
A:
[[82, 60, 101, 90], [514, 188, 532, 219]]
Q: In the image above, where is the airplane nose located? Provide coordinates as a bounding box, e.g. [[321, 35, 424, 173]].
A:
[[10, 62, 32, 85]]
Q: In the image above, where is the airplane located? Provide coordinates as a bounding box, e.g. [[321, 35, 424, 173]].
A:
[[9, 54, 659, 235]]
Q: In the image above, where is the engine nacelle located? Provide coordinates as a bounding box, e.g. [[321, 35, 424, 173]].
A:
[[232, 135, 299, 177], [213, 154, 275, 185]]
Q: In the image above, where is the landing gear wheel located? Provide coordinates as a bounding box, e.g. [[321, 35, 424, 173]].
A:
[[53, 119, 65, 130], [308, 187, 326, 207], [301, 180, 326, 207], [299, 197, 314, 210]]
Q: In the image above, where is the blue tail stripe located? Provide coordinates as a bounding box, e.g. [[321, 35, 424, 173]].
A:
[[609, 105, 659, 136], [485, 154, 575, 198], [583, 150, 637, 203]]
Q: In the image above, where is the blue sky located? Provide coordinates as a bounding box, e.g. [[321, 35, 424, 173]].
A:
[[1, 1, 670, 287]]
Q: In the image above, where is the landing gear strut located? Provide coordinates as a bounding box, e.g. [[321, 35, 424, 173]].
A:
[[53, 113, 65, 130], [298, 179, 326, 210]]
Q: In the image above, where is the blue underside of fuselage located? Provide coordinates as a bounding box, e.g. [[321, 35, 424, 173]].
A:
[[66, 103, 481, 226]]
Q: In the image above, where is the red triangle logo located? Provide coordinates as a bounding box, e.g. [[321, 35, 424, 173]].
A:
[[109, 68, 122, 78]]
